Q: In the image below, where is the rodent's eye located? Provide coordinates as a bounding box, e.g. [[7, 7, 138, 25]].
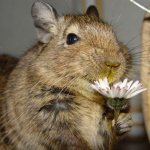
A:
[[66, 33, 79, 45]]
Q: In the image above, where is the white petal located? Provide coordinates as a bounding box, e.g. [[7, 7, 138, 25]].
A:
[[113, 82, 122, 88], [98, 79, 109, 90], [128, 80, 140, 91], [120, 78, 128, 88], [103, 78, 108, 85], [108, 88, 115, 98], [94, 81, 106, 91], [100, 89, 110, 97], [110, 87, 116, 97], [126, 88, 147, 99], [98, 89, 110, 97], [103, 78, 110, 89], [91, 85, 107, 97], [94, 81, 101, 87], [126, 80, 133, 90], [115, 87, 121, 97], [91, 84, 100, 92], [124, 84, 144, 97], [91, 78, 146, 100], [118, 88, 127, 98]]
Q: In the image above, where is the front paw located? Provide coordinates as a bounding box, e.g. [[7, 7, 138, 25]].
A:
[[114, 113, 133, 136]]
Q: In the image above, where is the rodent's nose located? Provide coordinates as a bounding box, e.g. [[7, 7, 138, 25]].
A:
[[105, 61, 121, 68]]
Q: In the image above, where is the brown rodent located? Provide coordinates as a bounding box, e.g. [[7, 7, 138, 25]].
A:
[[0, 1, 133, 150]]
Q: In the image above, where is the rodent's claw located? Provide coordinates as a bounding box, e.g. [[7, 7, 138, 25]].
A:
[[114, 113, 133, 136]]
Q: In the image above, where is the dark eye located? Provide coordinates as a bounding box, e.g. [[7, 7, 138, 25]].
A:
[[66, 33, 79, 45]]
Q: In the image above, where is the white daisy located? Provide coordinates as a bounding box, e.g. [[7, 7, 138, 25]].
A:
[[91, 78, 146, 99], [91, 78, 147, 125]]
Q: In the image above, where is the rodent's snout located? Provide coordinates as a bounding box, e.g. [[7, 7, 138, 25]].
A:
[[104, 61, 121, 69], [86, 49, 126, 83]]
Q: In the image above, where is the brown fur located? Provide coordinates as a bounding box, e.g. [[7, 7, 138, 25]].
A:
[[0, 2, 132, 150]]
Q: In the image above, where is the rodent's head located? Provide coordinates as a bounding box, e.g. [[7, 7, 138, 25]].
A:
[[31, 1, 132, 91]]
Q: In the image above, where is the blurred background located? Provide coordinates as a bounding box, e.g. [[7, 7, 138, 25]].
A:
[[0, 0, 150, 149]]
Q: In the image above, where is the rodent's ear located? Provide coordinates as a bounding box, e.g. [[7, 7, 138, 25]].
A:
[[31, 1, 58, 43], [86, 5, 99, 19]]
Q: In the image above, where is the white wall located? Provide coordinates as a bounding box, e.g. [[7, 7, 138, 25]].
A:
[[103, 0, 150, 49]]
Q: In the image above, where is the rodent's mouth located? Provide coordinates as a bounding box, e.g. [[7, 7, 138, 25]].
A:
[[82, 63, 125, 85], [84, 74, 117, 85], [96, 70, 119, 84], [82, 73, 114, 85], [106, 71, 118, 83]]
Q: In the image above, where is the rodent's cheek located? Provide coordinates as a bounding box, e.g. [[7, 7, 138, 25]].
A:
[[116, 57, 127, 79]]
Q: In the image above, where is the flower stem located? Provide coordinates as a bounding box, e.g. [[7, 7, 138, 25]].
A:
[[114, 110, 120, 125], [112, 109, 120, 147]]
